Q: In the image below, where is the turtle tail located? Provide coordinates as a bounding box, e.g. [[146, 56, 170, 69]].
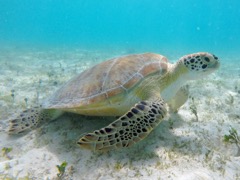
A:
[[7, 107, 62, 134]]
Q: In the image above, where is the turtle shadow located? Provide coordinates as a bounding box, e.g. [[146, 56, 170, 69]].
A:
[[3, 111, 236, 177]]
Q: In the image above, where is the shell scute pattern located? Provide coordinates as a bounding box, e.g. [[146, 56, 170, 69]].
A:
[[44, 53, 168, 109], [122, 73, 143, 89]]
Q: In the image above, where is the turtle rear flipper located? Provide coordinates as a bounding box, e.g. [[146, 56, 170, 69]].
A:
[[8, 108, 62, 134], [78, 98, 168, 151]]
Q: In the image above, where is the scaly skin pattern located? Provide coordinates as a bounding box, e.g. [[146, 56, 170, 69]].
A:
[[78, 99, 168, 151]]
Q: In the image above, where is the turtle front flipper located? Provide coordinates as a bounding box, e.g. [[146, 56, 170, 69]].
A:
[[7, 108, 62, 134], [78, 98, 168, 151], [168, 85, 189, 113]]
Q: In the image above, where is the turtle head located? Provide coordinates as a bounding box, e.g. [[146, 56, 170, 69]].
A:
[[178, 52, 220, 80]]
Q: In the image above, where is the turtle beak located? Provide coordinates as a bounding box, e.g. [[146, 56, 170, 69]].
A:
[[209, 59, 220, 70], [203, 58, 220, 75]]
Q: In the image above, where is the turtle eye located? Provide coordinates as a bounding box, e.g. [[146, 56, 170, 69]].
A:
[[204, 57, 210, 62]]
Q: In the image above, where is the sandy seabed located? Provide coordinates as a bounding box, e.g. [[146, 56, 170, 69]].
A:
[[0, 47, 240, 180]]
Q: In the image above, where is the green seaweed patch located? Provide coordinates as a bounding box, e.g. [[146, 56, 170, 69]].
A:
[[224, 127, 239, 144], [56, 161, 68, 178], [224, 127, 240, 156], [2, 147, 13, 159]]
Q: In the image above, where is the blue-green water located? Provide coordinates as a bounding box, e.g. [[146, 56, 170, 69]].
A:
[[0, 0, 240, 54], [1, 1, 240, 179]]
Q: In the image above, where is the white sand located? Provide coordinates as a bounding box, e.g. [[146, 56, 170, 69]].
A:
[[0, 47, 240, 180]]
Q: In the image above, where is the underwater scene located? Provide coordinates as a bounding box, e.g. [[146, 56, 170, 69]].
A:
[[0, 0, 240, 179]]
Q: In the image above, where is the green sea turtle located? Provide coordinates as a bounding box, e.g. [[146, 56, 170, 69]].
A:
[[7, 52, 220, 151]]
